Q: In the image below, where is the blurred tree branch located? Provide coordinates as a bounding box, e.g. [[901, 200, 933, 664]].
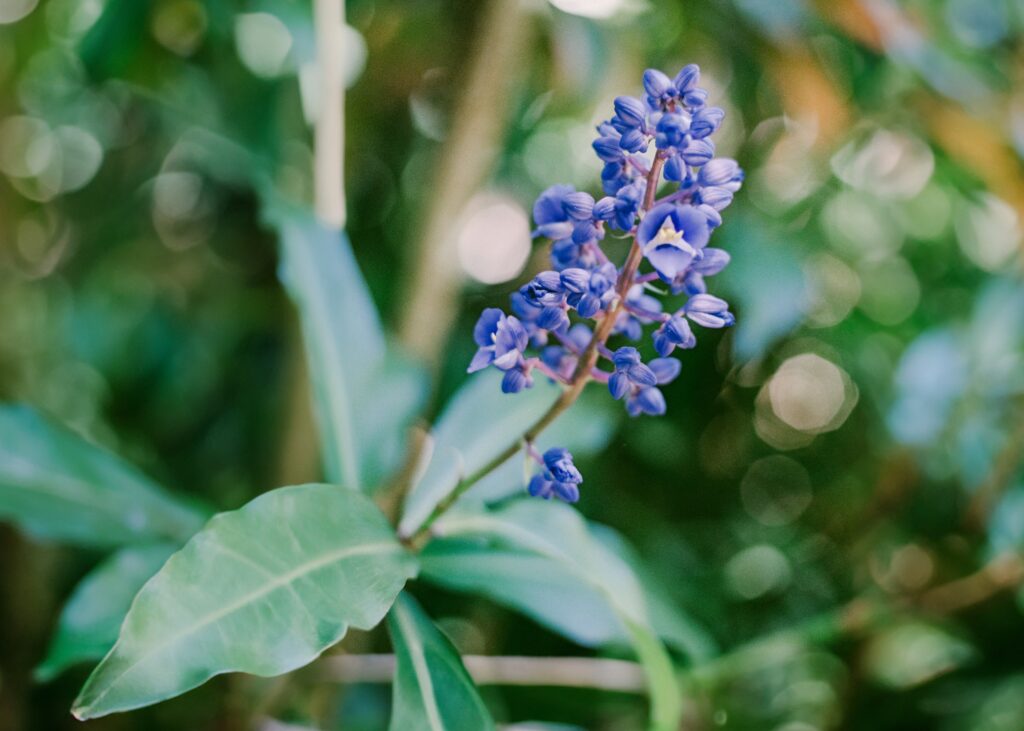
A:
[[398, 0, 533, 369], [314, 0, 346, 228]]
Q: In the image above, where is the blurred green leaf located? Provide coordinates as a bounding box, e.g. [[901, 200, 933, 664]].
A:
[[36, 543, 177, 682], [398, 371, 568, 537], [386, 593, 495, 731], [71, 484, 417, 719], [270, 203, 426, 491], [720, 214, 809, 360], [421, 541, 623, 647], [433, 500, 682, 731], [421, 534, 715, 663], [0, 405, 207, 547], [78, 0, 153, 81]]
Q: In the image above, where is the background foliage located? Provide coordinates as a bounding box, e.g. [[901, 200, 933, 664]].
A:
[[2, 0, 1024, 729]]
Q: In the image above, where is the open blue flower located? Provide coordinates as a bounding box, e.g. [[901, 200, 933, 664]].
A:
[[468, 308, 528, 373], [638, 203, 710, 281]]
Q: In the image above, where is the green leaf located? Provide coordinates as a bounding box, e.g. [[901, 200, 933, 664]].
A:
[[270, 203, 425, 491], [0, 405, 207, 547], [399, 371, 569, 537], [71, 484, 417, 719], [78, 0, 152, 81], [421, 535, 716, 662], [387, 593, 495, 731], [431, 500, 682, 731], [420, 541, 623, 648], [36, 544, 177, 682]]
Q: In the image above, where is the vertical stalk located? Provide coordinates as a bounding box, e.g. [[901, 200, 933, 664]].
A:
[[398, 0, 532, 368], [314, 0, 346, 228]]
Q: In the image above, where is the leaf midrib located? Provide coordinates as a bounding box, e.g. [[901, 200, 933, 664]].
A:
[[393, 600, 445, 731], [75, 540, 402, 716]]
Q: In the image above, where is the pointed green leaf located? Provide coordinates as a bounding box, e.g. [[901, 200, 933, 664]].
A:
[[270, 204, 425, 490], [0, 405, 207, 547], [399, 371, 587, 537], [36, 544, 177, 682], [72, 484, 417, 719], [387, 593, 494, 731], [432, 501, 682, 731]]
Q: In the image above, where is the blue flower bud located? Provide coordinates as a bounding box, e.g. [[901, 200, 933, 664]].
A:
[[643, 68, 673, 100], [613, 95, 647, 127], [593, 196, 616, 221], [619, 128, 647, 153], [571, 220, 599, 244], [538, 306, 570, 332], [593, 136, 624, 162], [552, 480, 580, 503], [681, 138, 715, 166], [649, 357, 682, 385], [673, 64, 700, 93], [612, 346, 641, 369], [562, 191, 595, 220], [567, 323, 592, 349], [589, 263, 617, 295], [534, 221, 575, 240], [533, 184, 575, 225], [629, 386, 666, 416], [664, 154, 687, 182], [699, 158, 742, 187], [558, 268, 588, 295], [690, 107, 725, 140], [502, 367, 532, 393], [683, 88, 707, 108], [534, 270, 563, 292], [528, 473, 553, 499], [655, 112, 689, 149], [665, 315, 697, 347], [699, 204, 723, 228], [575, 294, 601, 319], [550, 239, 582, 270], [609, 371, 630, 400], [540, 345, 564, 369], [685, 294, 734, 328], [693, 247, 730, 275], [627, 362, 658, 387], [653, 331, 674, 358], [697, 185, 734, 211], [543, 447, 583, 484]]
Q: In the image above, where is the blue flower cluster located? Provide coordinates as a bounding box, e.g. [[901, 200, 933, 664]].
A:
[[468, 64, 742, 503]]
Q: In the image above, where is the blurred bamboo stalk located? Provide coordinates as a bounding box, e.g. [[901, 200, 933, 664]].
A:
[[398, 0, 532, 368], [320, 653, 647, 692], [314, 0, 346, 228]]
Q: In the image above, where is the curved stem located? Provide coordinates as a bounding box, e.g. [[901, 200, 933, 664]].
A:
[[407, 153, 667, 547]]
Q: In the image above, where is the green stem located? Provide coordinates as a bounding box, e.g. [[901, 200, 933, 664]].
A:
[[406, 154, 668, 548]]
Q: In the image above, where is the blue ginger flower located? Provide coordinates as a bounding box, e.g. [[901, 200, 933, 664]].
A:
[[638, 203, 710, 282], [469, 62, 743, 430], [468, 309, 529, 373]]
